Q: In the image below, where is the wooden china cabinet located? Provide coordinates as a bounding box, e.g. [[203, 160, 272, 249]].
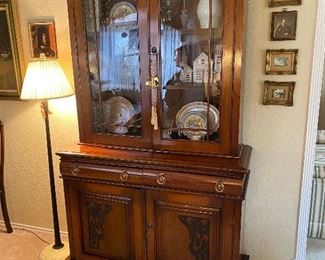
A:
[[59, 0, 251, 259]]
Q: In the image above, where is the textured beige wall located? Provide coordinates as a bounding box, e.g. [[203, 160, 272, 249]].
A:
[[242, 0, 317, 259], [0, 0, 79, 231], [0, 0, 319, 259]]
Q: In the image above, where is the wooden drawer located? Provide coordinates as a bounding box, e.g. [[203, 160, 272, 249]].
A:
[[142, 169, 244, 197], [60, 162, 142, 186]]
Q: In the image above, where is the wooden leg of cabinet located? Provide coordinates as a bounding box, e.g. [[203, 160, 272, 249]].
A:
[[240, 254, 250, 260]]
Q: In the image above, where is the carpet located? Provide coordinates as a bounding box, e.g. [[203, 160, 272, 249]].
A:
[[307, 238, 325, 260], [0, 224, 68, 260]]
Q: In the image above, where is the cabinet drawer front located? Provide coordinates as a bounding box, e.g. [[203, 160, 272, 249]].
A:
[[143, 170, 244, 197], [61, 163, 142, 185]]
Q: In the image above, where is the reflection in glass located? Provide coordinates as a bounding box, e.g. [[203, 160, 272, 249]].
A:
[[83, 0, 141, 136], [160, 0, 223, 142]]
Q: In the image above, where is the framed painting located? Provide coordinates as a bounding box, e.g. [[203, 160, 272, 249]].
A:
[[0, 0, 24, 99], [263, 81, 295, 106], [265, 49, 298, 75], [28, 21, 58, 58], [269, 0, 302, 7], [271, 10, 297, 41]]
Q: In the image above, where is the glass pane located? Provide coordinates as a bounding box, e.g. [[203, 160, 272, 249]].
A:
[[160, 0, 223, 142], [83, 0, 142, 136]]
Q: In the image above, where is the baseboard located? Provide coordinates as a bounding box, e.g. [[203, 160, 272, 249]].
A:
[[0, 220, 68, 236]]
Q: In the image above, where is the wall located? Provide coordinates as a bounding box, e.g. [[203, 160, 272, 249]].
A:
[[0, 0, 78, 231], [318, 69, 325, 129], [0, 0, 318, 259], [242, 0, 317, 259]]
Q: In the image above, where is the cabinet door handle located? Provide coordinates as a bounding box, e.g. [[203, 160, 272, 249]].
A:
[[156, 174, 166, 185], [71, 166, 80, 176], [146, 223, 154, 239], [120, 171, 129, 182], [215, 180, 225, 193]]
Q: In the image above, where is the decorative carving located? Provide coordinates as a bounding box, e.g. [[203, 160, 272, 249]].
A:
[[160, 0, 181, 24], [100, 0, 113, 26], [179, 215, 210, 260], [87, 201, 112, 249]]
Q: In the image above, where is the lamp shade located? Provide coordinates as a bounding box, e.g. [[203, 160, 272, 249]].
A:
[[20, 58, 73, 100]]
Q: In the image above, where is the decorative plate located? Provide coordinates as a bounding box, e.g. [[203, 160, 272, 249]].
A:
[[102, 96, 135, 134], [110, 2, 136, 20], [175, 101, 219, 140]]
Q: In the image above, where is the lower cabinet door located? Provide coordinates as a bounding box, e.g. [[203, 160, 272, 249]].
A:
[[146, 190, 236, 260], [64, 180, 145, 260]]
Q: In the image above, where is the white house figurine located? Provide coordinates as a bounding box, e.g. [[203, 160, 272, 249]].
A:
[[193, 52, 212, 83]]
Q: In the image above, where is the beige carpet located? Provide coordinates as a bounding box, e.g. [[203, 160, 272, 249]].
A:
[[307, 238, 325, 260], [0, 224, 68, 260]]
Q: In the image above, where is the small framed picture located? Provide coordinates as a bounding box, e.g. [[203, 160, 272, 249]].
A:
[[269, 0, 302, 7], [28, 21, 58, 58], [265, 49, 298, 75], [263, 81, 295, 106], [271, 10, 297, 41]]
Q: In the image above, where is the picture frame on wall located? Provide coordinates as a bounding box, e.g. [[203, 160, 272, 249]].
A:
[[0, 0, 24, 99], [271, 10, 297, 41], [263, 81, 295, 106], [265, 49, 298, 75], [269, 0, 302, 7], [28, 21, 58, 58]]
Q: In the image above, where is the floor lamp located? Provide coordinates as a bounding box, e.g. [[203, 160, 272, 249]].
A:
[[20, 55, 73, 260]]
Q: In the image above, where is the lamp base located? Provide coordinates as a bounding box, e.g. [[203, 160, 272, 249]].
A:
[[39, 242, 70, 260]]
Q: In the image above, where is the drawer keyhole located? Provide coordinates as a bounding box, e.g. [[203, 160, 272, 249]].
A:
[[120, 171, 129, 182], [215, 181, 225, 193], [71, 166, 80, 176], [156, 175, 166, 185]]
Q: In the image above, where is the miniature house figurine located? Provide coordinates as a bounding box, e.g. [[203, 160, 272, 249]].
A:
[[193, 52, 212, 83], [179, 63, 193, 83]]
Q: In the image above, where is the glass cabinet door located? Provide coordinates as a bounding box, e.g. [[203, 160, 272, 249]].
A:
[[80, 0, 152, 147], [160, 0, 223, 142], [151, 0, 238, 154], [74, 0, 241, 153]]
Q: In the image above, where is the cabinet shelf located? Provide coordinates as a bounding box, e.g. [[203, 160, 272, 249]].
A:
[[180, 28, 222, 41], [164, 82, 220, 91]]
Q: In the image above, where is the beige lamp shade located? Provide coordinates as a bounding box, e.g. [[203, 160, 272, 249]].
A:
[[20, 57, 73, 100]]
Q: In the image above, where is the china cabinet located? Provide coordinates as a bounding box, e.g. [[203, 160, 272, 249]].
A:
[[59, 0, 251, 259]]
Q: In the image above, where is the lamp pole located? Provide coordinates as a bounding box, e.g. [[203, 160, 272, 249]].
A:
[[41, 100, 64, 249]]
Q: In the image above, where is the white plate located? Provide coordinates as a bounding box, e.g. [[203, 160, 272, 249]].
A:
[[110, 2, 136, 21], [176, 101, 219, 141], [102, 96, 135, 134]]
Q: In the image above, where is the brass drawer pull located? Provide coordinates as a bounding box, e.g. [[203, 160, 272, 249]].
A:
[[215, 181, 225, 193], [156, 175, 166, 185], [120, 171, 129, 182], [71, 166, 80, 176]]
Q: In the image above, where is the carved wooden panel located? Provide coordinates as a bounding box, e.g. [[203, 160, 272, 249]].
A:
[[87, 201, 112, 249], [78, 189, 138, 259], [179, 215, 210, 260], [146, 190, 222, 260]]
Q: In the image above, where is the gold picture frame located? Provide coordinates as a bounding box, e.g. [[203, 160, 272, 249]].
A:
[[263, 81, 295, 106], [271, 10, 297, 41], [269, 0, 302, 7], [28, 21, 58, 58], [265, 49, 298, 75], [0, 0, 24, 99]]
